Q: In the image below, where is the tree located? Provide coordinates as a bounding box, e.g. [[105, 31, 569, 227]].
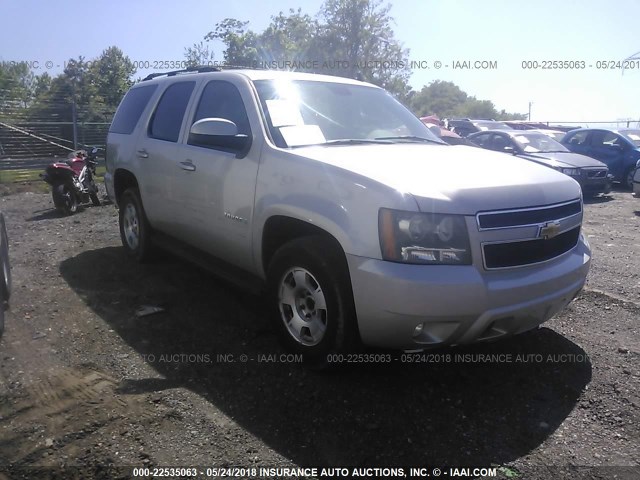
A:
[[199, 1, 411, 100], [0, 61, 35, 119], [205, 18, 260, 66], [314, 0, 411, 99], [89, 46, 136, 111], [184, 41, 216, 67], [410, 80, 526, 120]]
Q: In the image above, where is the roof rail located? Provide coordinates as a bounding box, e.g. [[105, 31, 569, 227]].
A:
[[141, 63, 268, 82], [142, 65, 221, 82]]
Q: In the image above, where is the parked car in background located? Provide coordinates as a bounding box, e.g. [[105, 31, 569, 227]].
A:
[[529, 129, 566, 142], [561, 128, 640, 189], [467, 130, 612, 196], [420, 116, 470, 145], [0, 212, 11, 338], [633, 159, 640, 197], [444, 118, 513, 137]]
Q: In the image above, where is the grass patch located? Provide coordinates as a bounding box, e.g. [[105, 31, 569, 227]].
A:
[[0, 166, 106, 184]]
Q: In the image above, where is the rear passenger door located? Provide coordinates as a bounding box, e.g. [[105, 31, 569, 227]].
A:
[[136, 81, 196, 233], [173, 79, 260, 273]]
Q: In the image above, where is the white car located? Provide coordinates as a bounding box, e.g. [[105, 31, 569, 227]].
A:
[[106, 68, 591, 363]]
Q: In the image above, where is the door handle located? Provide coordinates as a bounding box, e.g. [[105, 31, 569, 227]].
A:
[[179, 160, 196, 172], [136, 149, 149, 158]]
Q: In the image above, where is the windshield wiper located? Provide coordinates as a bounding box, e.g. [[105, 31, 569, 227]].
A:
[[374, 135, 445, 145], [321, 138, 393, 146]]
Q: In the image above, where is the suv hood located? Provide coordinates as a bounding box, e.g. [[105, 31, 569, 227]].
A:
[[519, 151, 608, 169], [295, 143, 581, 214]]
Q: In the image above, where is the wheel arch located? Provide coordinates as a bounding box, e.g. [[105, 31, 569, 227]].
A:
[[260, 215, 349, 277], [113, 168, 139, 206]]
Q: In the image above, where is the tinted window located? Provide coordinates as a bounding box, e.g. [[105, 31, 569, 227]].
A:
[[491, 134, 511, 151], [193, 81, 251, 135], [565, 131, 589, 146], [469, 133, 492, 147], [149, 82, 195, 142], [109, 85, 157, 134]]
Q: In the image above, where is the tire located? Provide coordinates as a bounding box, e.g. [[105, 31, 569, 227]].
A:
[[119, 188, 153, 262], [0, 213, 10, 302], [53, 183, 78, 215], [90, 192, 101, 206], [623, 167, 635, 190], [267, 236, 359, 367]]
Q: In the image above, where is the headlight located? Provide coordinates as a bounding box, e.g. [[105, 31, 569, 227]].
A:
[[560, 168, 581, 176], [379, 209, 471, 265]]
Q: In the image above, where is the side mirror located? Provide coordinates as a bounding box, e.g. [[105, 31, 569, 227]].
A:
[[189, 118, 251, 157], [503, 146, 515, 154]]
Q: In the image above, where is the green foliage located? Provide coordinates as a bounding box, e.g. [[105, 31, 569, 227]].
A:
[[184, 41, 216, 68], [410, 80, 526, 120], [89, 46, 136, 110], [201, 1, 411, 100]]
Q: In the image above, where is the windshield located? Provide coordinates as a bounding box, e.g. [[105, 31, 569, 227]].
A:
[[621, 130, 640, 147], [254, 79, 444, 147], [512, 133, 569, 153], [474, 121, 512, 131]]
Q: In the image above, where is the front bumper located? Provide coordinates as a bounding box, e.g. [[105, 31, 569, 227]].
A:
[[347, 236, 591, 350], [577, 174, 612, 196]]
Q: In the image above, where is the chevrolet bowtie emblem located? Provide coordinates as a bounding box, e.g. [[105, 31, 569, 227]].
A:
[[539, 221, 562, 239]]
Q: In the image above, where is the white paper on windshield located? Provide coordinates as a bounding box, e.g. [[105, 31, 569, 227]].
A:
[[280, 125, 326, 147], [627, 133, 640, 141], [515, 136, 530, 143], [266, 99, 304, 127]]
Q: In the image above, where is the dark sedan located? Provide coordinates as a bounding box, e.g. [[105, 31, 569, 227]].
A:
[[467, 130, 612, 196], [561, 128, 640, 189]]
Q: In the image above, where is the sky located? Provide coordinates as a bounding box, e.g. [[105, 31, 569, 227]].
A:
[[1, 0, 639, 127]]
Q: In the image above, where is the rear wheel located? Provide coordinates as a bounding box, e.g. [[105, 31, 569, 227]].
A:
[[53, 183, 78, 215], [119, 188, 153, 262], [267, 236, 359, 367]]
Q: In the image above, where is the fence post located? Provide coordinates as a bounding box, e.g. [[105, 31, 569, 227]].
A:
[[72, 98, 78, 150]]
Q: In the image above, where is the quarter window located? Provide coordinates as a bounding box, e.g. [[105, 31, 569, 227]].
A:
[[149, 81, 195, 142], [109, 85, 157, 134]]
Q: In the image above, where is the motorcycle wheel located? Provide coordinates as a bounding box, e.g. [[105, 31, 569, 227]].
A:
[[53, 183, 78, 215]]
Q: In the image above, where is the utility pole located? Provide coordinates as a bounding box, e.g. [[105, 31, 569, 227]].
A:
[[528, 102, 533, 121]]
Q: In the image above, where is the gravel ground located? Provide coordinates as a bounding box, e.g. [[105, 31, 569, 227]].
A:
[[0, 184, 638, 480]]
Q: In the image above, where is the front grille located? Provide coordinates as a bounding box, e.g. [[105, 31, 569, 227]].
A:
[[586, 169, 607, 178], [477, 200, 581, 229], [483, 227, 580, 269]]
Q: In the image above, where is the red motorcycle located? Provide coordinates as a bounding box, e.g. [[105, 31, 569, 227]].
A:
[[41, 148, 101, 215]]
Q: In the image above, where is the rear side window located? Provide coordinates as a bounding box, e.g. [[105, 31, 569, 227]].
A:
[[109, 85, 157, 134], [566, 131, 589, 146], [149, 81, 196, 142]]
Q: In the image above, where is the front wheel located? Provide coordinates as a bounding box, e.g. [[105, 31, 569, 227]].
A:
[[119, 188, 153, 262], [624, 167, 635, 190], [52, 183, 78, 215], [267, 236, 359, 367]]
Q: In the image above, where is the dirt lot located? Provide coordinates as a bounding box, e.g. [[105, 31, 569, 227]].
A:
[[0, 185, 638, 480]]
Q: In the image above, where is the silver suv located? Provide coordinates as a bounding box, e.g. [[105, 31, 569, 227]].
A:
[[106, 68, 591, 363]]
